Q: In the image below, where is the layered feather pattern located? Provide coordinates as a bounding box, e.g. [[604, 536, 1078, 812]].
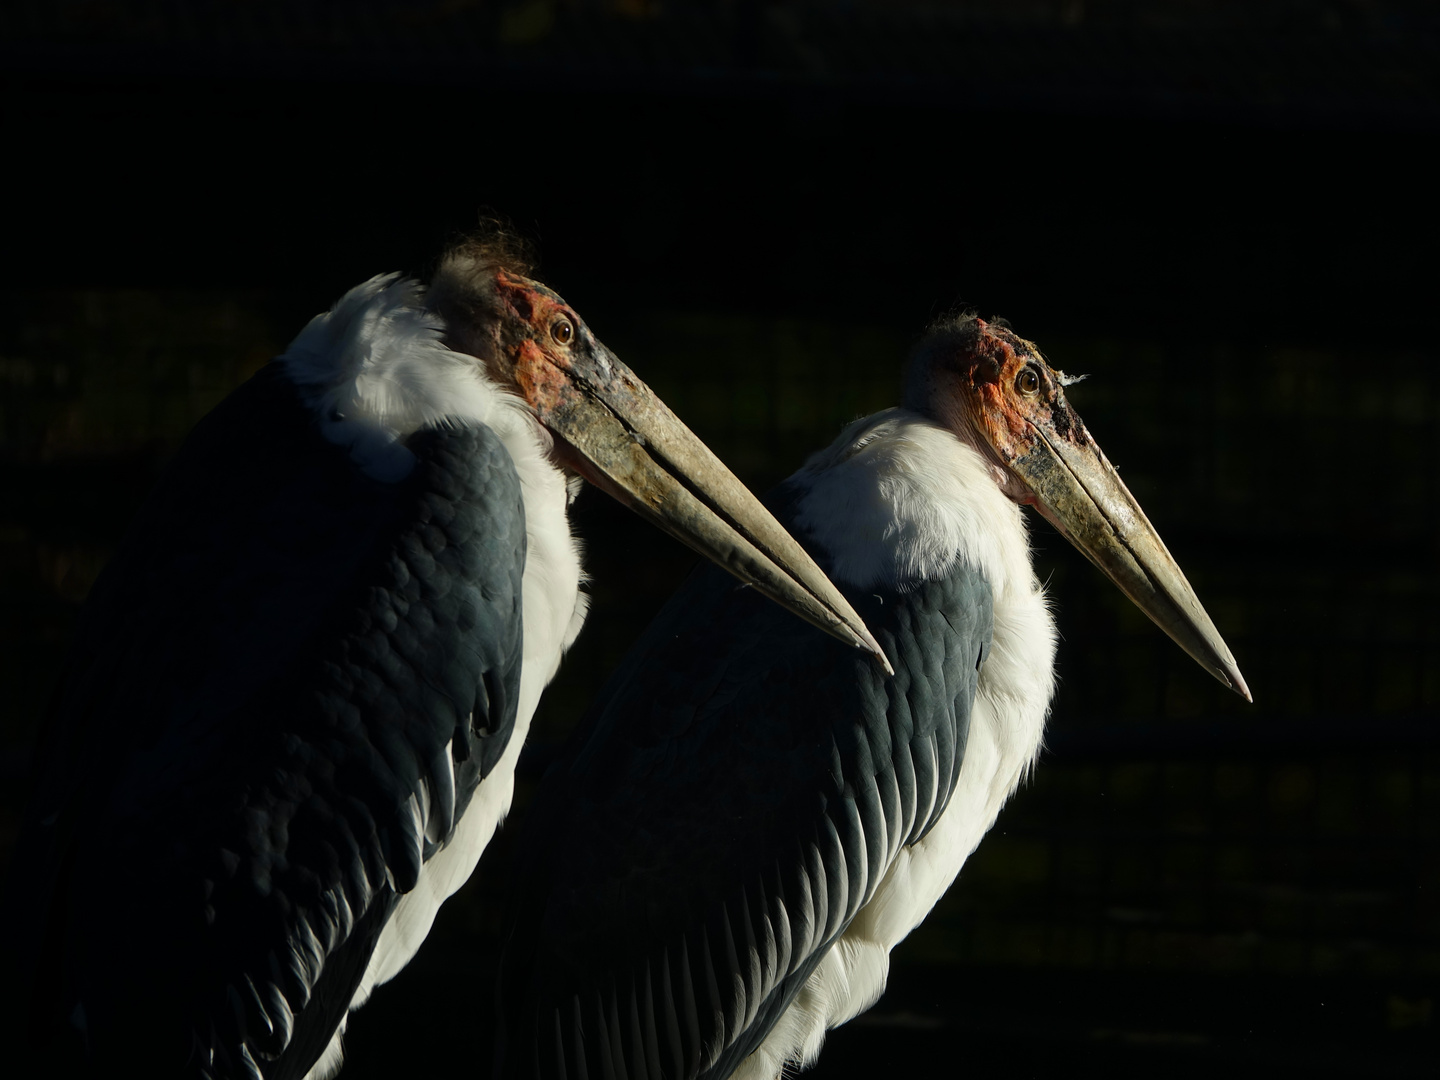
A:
[[496, 490, 992, 1079], [495, 411, 1054, 1080], [7, 365, 527, 1079]]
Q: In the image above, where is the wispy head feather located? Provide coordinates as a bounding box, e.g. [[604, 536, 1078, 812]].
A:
[[426, 218, 538, 362]]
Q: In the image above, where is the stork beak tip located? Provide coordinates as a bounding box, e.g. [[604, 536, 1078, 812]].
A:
[[848, 625, 894, 676]]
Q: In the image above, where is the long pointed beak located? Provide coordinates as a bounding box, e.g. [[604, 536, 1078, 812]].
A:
[[1012, 427, 1250, 701], [517, 339, 892, 674]]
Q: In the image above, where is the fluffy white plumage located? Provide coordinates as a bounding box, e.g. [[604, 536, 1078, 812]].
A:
[[282, 279, 1052, 1079], [734, 409, 1057, 1079], [280, 276, 589, 1079]]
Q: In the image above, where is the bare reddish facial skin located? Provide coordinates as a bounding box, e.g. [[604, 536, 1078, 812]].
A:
[[492, 269, 587, 424], [513, 337, 579, 419], [961, 318, 1093, 467]]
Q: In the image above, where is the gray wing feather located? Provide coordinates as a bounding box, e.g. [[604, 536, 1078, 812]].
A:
[[4, 366, 527, 1077], [495, 485, 992, 1080]]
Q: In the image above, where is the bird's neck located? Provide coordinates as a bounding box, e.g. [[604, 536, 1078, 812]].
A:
[[790, 408, 1057, 803], [276, 271, 587, 723], [788, 408, 1036, 603], [279, 273, 534, 483]]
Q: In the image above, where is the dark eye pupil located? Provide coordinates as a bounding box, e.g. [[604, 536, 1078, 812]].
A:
[[1017, 369, 1039, 394], [554, 319, 573, 344]]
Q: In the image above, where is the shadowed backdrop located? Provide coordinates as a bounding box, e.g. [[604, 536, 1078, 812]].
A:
[[2, 2, 1437, 1075]]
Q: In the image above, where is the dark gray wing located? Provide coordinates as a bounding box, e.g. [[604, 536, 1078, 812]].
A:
[[494, 488, 991, 1080], [3, 365, 526, 1079]]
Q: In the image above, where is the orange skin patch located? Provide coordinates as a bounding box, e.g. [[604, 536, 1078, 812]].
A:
[[513, 337, 580, 418], [959, 318, 1095, 504], [486, 269, 634, 485], [492, 269, 589, 424]]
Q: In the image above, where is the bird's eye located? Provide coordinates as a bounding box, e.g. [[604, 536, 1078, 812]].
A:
[[551, 317, 575, 346], [1016, 367, 1040, 396]]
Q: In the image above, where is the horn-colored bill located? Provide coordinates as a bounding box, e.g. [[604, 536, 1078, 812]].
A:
[[537, 348, 892, 674], [1016, 428, 1251, 702]]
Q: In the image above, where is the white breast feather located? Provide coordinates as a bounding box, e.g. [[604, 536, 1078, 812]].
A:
[[279, 277, 587, 1080], [735, 410, 1057, 1080]]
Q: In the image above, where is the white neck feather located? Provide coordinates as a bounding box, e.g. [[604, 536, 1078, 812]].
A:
[[293, 275, 590, 1034], [792, 407, 1057, 784], [278, 273, 537, 483], [686, 409, 1061, 1080], [792, 408, 1036, 604], [276, 269, 587, 688]]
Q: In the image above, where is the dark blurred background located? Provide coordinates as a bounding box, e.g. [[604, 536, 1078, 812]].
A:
[[2, 1, 1437, 1076]]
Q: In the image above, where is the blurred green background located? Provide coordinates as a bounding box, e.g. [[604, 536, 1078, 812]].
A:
[[3, 1, 1438, 1076]]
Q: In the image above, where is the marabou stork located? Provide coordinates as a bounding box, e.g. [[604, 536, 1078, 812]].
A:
[[494, 314, 1250, 1080], [2, 234, 883, 1080]]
